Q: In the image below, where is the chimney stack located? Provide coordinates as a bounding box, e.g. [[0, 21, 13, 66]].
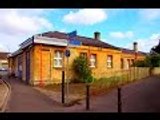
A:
[[94, 32, 100, 40], [133, 42, 138, 53]]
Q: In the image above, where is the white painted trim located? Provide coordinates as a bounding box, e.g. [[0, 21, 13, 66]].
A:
[[34, 36, 68, 46]]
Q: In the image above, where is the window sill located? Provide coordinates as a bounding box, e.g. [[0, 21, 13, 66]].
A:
[[53, 66, 63, 69], [90, 66, 96, 69]]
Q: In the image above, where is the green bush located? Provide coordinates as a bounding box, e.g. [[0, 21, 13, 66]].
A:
[[150, 55, 160, 67], [133, 54, 160, 67], [72, 56, 93, 83], [133, 60, 149, 67]]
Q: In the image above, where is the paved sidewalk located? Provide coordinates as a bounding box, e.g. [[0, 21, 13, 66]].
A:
[[5, 78, 65, 112], [4, 78, 86, 112]]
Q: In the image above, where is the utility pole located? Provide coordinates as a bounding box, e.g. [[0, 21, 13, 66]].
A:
[[65, 30, 78, 103], [66, 38, 70, 103]]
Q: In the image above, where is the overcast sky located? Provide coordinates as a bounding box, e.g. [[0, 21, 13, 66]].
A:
[[0, 9, 160, 53]]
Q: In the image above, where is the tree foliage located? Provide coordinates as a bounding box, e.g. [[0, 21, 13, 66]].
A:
[[133, 54, 160, 67], [150, 40, 160, 54]]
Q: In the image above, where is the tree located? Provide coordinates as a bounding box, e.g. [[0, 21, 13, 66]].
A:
[[150, 54, 160, 67], [133, 54, 160, 67], [150, 39, 160, 54], [72, 56, 93, 83]]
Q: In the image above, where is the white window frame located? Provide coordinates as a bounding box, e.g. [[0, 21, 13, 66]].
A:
[[54, 50, 63, 68], [90, 54, 96, 68], [107, 55, 113, 68]]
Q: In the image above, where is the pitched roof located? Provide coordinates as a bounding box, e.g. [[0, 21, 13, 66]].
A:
[[0, 52, 10, 59], [120, 48, 148, 56], [11, 31, 147, 57], [39, 31, 120, 50]]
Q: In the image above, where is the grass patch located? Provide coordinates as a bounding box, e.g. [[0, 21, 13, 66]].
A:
[[44, 83, 86, 96], [42, 73, 149, 99], [43, 75, 131, 97], [90, 76, 125, 96]]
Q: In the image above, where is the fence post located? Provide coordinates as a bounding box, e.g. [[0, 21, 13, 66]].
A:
[[86, 84, 90, 110], [127, 70, 129, 82], [140, 68, 141, 78], [62, 70, 65, 104], [118, 87, 122, 113], [134, 67, 136, 80], [137, 67, 139, 80], [129, 68, 132, 81]]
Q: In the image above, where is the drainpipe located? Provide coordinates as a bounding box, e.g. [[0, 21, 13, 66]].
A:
[[39, 34, 43, 87], [134, 42, 138, 80], [40, 44, 43, 87]]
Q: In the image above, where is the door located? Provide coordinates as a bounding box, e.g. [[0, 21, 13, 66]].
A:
[[18, 55, 22, 79], [26, 51, 30, 84], [41, 49, 51, 82]]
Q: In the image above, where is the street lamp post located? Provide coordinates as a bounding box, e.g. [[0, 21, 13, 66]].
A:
[[65, 39, 70, 103]]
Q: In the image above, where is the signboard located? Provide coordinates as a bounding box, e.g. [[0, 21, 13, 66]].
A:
[[69, 39, 81, 46], [68, 30, 77, 39], [65, 49, 70, 57], [68, 30, 81, 46]]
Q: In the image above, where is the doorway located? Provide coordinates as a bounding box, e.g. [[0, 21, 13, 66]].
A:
[[40, 49, 51, 84], [26, 51, 30, 84]]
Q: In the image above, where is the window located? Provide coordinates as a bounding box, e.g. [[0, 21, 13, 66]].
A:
[[54, 50, 63, 67], [131, 59, 134, 66], [90, 54, 96, 68], [107, 55, 113, 68], [18, 55, 22, 71], [80, 52, 87, 59], [126, 59, 130, 69]]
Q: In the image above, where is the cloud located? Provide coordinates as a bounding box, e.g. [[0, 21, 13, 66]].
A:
[[63, 9, 107, 25], [0, 43, 7, 52], [109, 31, 134, 39], [0, 9, 55, 52], [0, 33, 28, 52], [139, 9, 160, 22], [58, 29, 67, 33], [0, 9, 54, 36], [126, 33, 160, 52]]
